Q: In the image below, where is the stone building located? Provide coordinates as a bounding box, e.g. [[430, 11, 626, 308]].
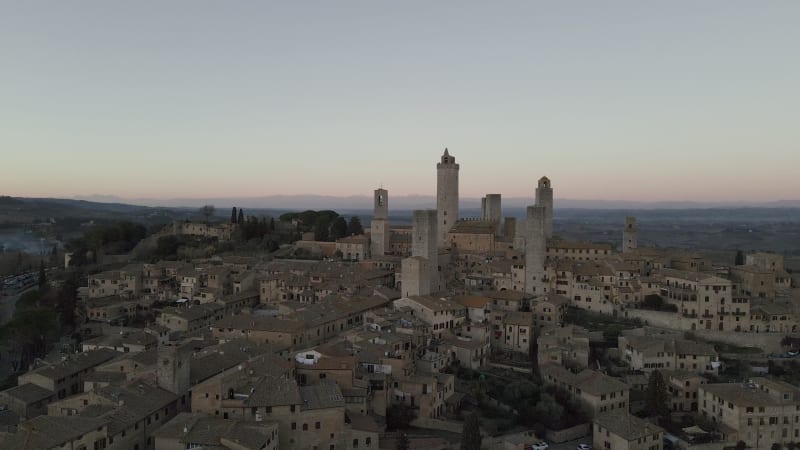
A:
[[448, 220, 496, 254], [537, 325, 591, 369], [593, 411, 664, 450], [623, 217, 638, 254], [153, 413, 280, 450], [541, 365, 630, 417], [698, 378, 800, 449], [17, 349, 117, 400]]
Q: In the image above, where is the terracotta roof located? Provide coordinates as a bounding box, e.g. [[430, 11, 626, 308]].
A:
[[453, 295, 491, 309]]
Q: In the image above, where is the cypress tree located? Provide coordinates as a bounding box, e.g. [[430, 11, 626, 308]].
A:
[[460, 411, 482, 450], [38, 260, 47, 292], [645, 370, 670, 420]]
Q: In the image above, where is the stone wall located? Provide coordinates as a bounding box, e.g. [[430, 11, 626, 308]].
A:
[[546, 423, 590, 443], [622, 309, 792, 353]]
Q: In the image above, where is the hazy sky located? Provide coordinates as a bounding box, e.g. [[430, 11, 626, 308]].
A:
[[2, 2, 799, 202]]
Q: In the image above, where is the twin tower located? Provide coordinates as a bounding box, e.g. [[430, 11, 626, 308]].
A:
[[372, 148, 555, 298], [369, 148, 459, 260]]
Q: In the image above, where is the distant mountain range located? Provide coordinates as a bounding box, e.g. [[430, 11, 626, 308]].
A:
[[74, 194, 800, 210]]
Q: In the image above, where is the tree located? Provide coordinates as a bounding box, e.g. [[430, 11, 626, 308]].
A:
[[460, 411, 482, 450], [645, 370, 670, 420], [231, 207, 238, 224], [735, 250, 745, 266], [396, 433, 410, 450], [735, 441, 747, 450], [155, 235, 182, 259], [330, 217, 348, 240], [38, 260, 47, 292], [56, 270, 81, 329], [50, 244, 59, 266], [313, 216, 331, 241], [269, 217, 275, 231], [347, 216, 364, 235], [200, 205, 215, 224], [387, 403, 416, 430], [238, 208, 244, 225]]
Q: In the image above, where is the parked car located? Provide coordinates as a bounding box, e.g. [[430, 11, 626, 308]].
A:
[[527, 442, 549, 450], [577, 444, 592, 450]]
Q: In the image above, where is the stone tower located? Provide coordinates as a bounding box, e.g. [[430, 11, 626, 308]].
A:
[[402, 209, 439, 296], [623, 216, 638, 253], [524, 205, 547, 296], [370, 188, 389, 256], [436, 148, 459, 247], [157, 343, 192, 396], [535, 176, 554, 239], [481, 194, 502, 234], [504, 217, 517, 239], [401, 257, 431, 297], [412, 209, 438, 282]]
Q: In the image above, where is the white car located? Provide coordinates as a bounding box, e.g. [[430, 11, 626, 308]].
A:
[[577, 444, 592, 450], [529, 442, 549, 450]]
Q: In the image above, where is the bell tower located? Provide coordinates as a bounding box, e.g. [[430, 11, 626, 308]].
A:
[[436, 148, 459, 247], [370, 188, 389, 256]]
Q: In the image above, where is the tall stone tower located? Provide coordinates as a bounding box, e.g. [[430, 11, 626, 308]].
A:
[[401, 209, 439, 296], [157, 343, 192, 397], [623, 216, 638, 253], [535, 176, 554, 239], [401, 257, 430, 297], [436, 148, 459, 247], [370, 188, 389, 256], [524, 205, 547, 296], [481, 194, 502, 234], [412, 210, 438, 269]]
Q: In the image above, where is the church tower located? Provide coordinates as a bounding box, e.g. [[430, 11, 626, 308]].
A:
[[623, 216, 638, 253], [535, 176, 554, 239], [370, 188, 389, 256], [436, 148, 459, 247]]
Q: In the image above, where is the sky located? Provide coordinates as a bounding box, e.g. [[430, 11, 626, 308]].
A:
[[1, 1, 799, 203]]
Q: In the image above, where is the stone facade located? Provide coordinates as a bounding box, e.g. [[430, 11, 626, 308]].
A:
[[525, 205, 547, 295], [436, 148, 459, 247], [535, 176, 554, 239], [623, 217, 638, 253], [370, 188, 389, 257]]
